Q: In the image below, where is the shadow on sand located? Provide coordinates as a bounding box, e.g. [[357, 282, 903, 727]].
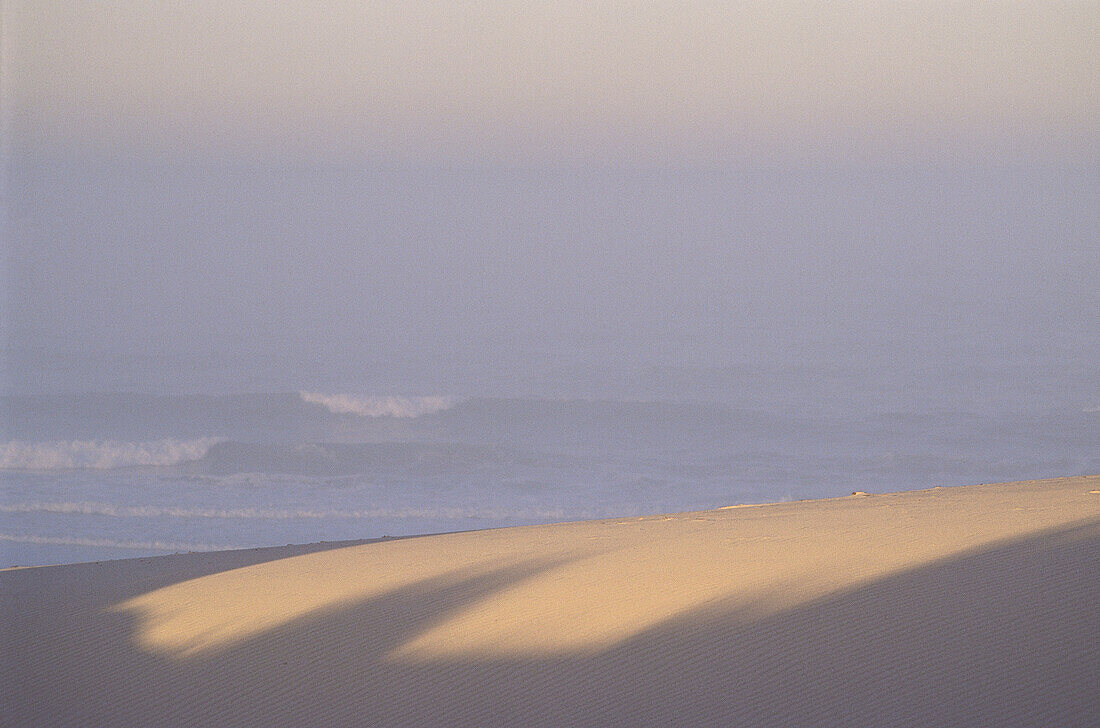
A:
[[4, 519, 1098, 727]]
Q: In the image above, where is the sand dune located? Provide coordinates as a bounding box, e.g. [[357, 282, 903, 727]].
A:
[[3, 475, 1099, 727]]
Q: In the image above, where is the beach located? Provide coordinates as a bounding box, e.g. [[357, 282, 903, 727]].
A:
[[9, 3, 1099, 725], [3, 474, 1098, 727]]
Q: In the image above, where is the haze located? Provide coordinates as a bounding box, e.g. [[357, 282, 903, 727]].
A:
[[3, 1, 1098, 400]]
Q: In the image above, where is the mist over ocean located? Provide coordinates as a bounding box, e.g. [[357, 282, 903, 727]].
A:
[[4, 161, 1098, 568], [3, 345, 1097, 567]]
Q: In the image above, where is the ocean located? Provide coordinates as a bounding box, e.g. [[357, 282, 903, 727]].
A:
[[5, 163, 1098, 568], [3, 357, 1097, 568]]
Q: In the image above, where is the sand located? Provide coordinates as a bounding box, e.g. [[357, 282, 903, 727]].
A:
[[3, 475, 1098, 727]]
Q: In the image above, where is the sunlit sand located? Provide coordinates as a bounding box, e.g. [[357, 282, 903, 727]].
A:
[[4, 475, 1099, 726]]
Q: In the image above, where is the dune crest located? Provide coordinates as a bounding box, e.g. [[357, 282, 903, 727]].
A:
[[4, 475, 1099, 727]]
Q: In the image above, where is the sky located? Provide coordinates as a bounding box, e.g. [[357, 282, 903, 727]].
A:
[[2, 1, 1098, 395], [4, 1, 1098, 166]]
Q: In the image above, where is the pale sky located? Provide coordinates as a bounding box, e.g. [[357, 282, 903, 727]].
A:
[[4, 1, 1098, 166]]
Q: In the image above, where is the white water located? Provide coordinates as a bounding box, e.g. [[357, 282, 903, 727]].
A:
[[2, 387, 1096, 568], [0, 438, 221, 470], [298, 392, 458, 418]]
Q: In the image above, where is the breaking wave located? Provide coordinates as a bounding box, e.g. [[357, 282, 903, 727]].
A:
[[298, 391, 457, 418], [0, 438, 221, 470]]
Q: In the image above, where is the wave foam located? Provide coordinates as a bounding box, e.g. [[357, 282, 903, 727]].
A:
[[0, 439, 220, 470], [0, 533, 233, 552], [298, 391, 456, 418]]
